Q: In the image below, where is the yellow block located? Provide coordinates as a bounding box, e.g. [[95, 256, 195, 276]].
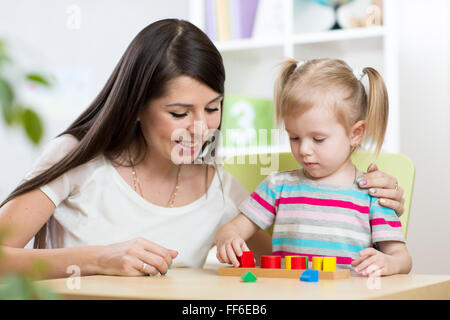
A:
[[323, 257, 337, 271], [284, 256, 293, 269], [312, 257, 323, 271]]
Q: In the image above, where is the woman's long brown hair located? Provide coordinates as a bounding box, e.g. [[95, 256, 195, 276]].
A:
[[0, 19, 225, 248]]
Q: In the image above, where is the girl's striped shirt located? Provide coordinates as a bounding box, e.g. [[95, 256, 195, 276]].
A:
[[239, 169, 405, 267]]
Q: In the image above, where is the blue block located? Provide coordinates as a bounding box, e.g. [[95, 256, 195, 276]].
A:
[[300, 269, 319, 282]]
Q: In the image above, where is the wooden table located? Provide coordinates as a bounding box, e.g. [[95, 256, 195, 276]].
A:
[[37, 267, 450, 300]]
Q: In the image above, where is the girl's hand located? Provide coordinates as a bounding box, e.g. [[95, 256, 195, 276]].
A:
[[95, 237, 178, 276], [215, 213, 260, 267], [216, 231, 250, 268], [351, 248, 396, 277], [356, 163, 405, 217]]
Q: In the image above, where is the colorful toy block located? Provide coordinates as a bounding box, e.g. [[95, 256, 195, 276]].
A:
[[218, 255, 349, 280], [260, 255, 281, 269], [238, 251, 255, 268], [300, 269, 319, 282], [241, 271, 257, 282], [323, 257, 337, 271], [291, 256, 307, 270], [312, 257, 323, 271], [284, 256, 293, 269]]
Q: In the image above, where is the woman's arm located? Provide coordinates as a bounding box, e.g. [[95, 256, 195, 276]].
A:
[[357, 163, 405, 217], [0, 245, 101, 279], [0, 188, 55, 249], [0, 189, 177, 279], [0, 188, 98, 278]]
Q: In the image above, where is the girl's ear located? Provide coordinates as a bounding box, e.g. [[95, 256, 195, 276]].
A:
[[350, 120, 366, 147]]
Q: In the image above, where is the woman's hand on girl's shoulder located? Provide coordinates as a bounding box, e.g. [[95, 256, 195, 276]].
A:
[[356, 163, 405, 217]]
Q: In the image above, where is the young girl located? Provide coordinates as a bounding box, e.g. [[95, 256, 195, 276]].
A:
[[215, 58, 412, 277]]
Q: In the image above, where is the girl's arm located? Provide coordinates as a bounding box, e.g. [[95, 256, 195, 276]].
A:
[[0, 189, 177, 278], [351, 241, 412, 276], [215, 213, 260, 267], [246, 229, 272, 266], [378, 241, 412, 274]]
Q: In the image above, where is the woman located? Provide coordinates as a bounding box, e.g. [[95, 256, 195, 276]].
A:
[[0, 19, 405, 279]]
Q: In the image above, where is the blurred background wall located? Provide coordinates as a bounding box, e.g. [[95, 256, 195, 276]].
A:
[[0, 0, 448, 274], [396, 0, 450, 275]]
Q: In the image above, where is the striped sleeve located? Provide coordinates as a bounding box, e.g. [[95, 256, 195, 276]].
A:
[[239, 173, 278, 230], [369, 196, 405, 244]]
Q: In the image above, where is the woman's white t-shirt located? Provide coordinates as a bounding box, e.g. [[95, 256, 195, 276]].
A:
[[25, 134, 249, 268]]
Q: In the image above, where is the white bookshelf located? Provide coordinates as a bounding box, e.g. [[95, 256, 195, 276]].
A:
[[189, 0, 399, 154], [216, 25, 384, 52]]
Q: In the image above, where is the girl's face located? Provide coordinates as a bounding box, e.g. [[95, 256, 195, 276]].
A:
[[139, 76, 222, 164], [284, 106, 359, 180]]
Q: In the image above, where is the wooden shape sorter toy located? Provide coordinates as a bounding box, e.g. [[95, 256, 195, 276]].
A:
[[218, 253, 350, 280]]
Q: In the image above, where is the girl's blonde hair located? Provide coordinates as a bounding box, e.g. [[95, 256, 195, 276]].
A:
[[274, 58, 389, 159]]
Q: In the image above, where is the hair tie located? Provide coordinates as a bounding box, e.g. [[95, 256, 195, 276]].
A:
[[353, 68, 366, 80]]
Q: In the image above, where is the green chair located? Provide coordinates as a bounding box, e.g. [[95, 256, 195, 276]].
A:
[[223, 152, 415, 239]]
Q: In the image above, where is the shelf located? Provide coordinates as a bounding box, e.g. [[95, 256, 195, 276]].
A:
[[215, 37, 285, 52], [291, 26, 384, 45], [215, 26, 384, 53]]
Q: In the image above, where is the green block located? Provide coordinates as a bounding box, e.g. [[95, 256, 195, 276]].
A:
[[241, 271, 257, 282]]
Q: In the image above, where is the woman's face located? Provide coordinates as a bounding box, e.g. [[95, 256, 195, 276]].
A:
[[139, 75, 223, 164]]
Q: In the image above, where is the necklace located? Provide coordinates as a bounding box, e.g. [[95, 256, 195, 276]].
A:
[[129, 155, 143, 197], [128, 152, 182, 208], [167, 165, 182, 208]]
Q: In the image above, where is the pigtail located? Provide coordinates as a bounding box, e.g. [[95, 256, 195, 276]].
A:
[[274, 59, 299, 126], [361, 67, 389, 160]]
